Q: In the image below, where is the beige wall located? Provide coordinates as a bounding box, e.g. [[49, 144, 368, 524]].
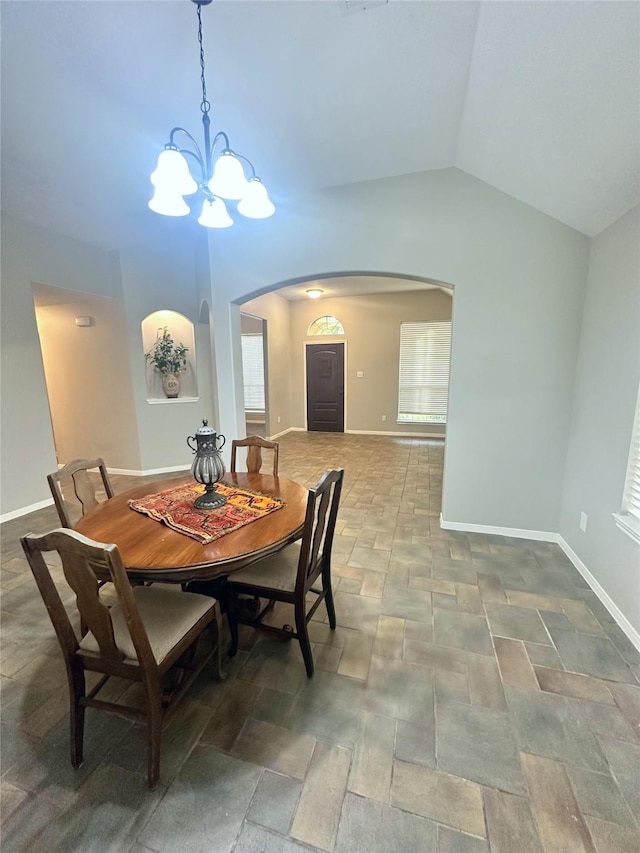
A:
[[33, 285, 140, 469], [242, 287, 453, 437], [241, 315, 263, 334], [241, 292, 292, 436], [290, 289, 453, 435]]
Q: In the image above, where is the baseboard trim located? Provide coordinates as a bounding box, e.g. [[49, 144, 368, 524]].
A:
[[269, 427, 299, 439], [273, 427, 445, 440], [439, 514, 640, 653], [440, 516, 557, 542], [1, 497, 55, 524], [346, 429, 445, 439], [557, 536, 640, 653], [108, 465, 191, 477]]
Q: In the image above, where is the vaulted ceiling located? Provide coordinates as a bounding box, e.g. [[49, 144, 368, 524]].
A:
[[1, 1, 638, 252]]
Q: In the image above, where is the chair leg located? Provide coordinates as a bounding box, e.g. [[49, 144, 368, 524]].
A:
[[146, 690, 162, 791], [227, 589, 239, 659], [323, 569, 337, 630], [69, 664, 86, 768], [211, 604, 226, 680], [295, 601, 314, 678]]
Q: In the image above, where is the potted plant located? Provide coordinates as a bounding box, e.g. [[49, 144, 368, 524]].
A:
[[145, 327, 189, 398]]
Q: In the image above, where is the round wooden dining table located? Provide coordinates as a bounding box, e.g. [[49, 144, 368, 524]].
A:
[[74, 473, 308, 584]]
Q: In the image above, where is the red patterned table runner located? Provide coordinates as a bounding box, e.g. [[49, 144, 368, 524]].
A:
[[129, 482, 284, 544]]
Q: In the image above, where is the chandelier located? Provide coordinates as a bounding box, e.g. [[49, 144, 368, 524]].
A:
[[148, 0, 275, 228]]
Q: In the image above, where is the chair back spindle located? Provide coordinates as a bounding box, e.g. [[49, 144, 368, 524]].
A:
[[230, 436, 280, 477], [47, 458, 114, 527], [298, 470, 343, 591]]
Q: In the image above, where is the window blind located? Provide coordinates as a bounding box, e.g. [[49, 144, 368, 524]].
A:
[[397, 321, 451, 424], [622, 387, 640, 521], [241, 334, 265, 411]]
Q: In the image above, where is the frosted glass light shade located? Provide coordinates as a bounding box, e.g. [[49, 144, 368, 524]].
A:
[[150, 149, 198, 195], [208, 152, 248, 199], [148, 188, 190, 217], [197, 197, 233, 228], [237, 178, 275, 219]]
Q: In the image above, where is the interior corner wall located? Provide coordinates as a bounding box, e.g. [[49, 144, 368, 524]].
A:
[[0, 216, 117, 515], [206, 167, 590, 533], [559, 205, 640, 636]]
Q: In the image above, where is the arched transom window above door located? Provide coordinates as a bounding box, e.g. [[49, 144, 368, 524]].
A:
[[307, 316, 345, 336]]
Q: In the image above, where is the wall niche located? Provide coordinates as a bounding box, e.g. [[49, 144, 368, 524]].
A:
[[142, 310, 198, 402]]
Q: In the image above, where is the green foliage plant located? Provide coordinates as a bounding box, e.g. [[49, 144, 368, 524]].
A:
[[145, 327, 189, 376]]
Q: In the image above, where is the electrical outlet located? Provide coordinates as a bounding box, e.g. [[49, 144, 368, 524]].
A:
[[382, 414, 387, 422], [356, 370, 364, 378], [580, 512, 588, 532]]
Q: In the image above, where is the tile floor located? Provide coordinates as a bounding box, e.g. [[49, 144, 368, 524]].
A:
[[1, 432, 639, 852]]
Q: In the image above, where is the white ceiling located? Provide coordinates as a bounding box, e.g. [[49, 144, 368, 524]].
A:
[[1, 0, 638, 253], [277, 274, 449, 302]]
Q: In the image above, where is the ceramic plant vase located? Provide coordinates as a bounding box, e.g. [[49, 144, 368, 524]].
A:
[[162, 373, 180, 398]]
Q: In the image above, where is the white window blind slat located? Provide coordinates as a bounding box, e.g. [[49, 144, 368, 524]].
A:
[[241, 334, 265, 411], [397, 321, 452, 424]]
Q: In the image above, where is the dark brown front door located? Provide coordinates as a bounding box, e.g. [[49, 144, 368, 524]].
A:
[[306, 343, 344, 432]]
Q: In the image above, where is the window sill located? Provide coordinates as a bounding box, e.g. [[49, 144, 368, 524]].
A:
[[613, 512, 640, 545], [146, 396, 200, 405], [396, 421, 447, 426]]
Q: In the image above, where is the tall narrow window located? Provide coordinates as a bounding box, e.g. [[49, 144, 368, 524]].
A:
[[397, 321, 451, 424], [615, 386, 640, 542], [241, 334, 265, 411]]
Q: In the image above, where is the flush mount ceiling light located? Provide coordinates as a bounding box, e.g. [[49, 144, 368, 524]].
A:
[[148, 0, 275, 228], [306, 288, 324, 299]]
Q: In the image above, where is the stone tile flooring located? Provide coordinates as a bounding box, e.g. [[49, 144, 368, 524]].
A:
[[1, 432, 639, 852]]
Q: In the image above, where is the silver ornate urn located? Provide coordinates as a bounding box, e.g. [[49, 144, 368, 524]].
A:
[[187, 420, 227, 509]]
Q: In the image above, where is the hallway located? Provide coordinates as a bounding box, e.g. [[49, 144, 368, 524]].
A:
[[1, 432, 639, 852]]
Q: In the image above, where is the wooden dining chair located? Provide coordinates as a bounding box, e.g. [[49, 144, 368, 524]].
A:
[[47, 457, 114, 527], [21, 528, 224, 790], [230, 436, 280, 477], [226, 468, 344, 678]]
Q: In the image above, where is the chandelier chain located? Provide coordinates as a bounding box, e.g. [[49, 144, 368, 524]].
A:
[[197, 4, 210, 115], [148, 0, 274, 223]]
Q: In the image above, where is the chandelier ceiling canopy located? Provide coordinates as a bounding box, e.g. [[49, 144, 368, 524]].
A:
[[148, 0, 275, 229]]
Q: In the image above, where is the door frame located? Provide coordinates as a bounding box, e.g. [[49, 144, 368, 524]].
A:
[[303, 339, 348, 432]]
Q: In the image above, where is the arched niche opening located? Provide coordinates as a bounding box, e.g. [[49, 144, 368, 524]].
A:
[[142, 310, 198, 401]]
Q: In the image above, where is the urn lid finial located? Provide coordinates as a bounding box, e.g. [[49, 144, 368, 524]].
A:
[[196, 419, 215, 436]]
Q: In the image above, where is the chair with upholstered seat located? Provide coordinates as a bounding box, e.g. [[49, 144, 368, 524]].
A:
[[21, 528, 224, 790], [226, 468, 344, 678], [47, 457, 114, 527], [230, 436, 280, 477]]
